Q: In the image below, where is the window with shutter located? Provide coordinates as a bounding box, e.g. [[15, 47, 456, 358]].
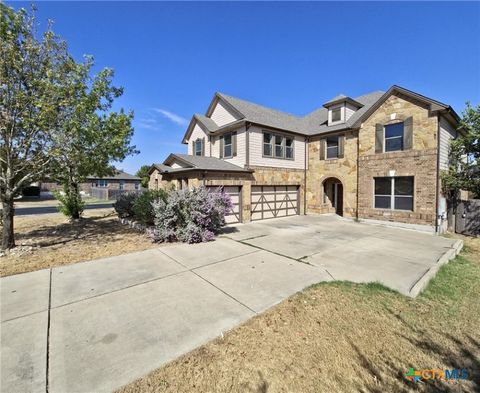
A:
[[384, 123, 404, 152]]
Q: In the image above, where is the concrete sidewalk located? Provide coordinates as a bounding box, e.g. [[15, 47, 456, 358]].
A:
[[1, 238, 330, 393], [0, 215, 462, 393]]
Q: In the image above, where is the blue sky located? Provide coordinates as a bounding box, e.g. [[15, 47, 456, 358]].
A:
[[9, 1, 480, 175]]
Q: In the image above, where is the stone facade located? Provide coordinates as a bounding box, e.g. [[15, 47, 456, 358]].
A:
[[150, 92, 446, 229], [306, 130, 358, 217], [151, 166, 305, 223], [357, 93, 439, 226]]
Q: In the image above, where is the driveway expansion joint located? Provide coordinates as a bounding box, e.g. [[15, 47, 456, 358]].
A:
[[159, 249, 258, 315]]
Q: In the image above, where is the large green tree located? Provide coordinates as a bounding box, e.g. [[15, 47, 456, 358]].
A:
[[442, 103, 480, 199], [49, 55, 137, 219], [136, 165, 150, 188], [0, 5, 67, 249]]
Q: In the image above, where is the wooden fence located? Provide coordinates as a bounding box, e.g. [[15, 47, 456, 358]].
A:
[[455, 199, 480, 236], [90, 188, 144, 201]]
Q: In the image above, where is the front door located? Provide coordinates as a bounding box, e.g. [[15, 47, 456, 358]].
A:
[[335, 183, 343, 216]]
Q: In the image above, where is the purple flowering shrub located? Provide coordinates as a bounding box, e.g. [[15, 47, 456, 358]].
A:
[[151, 186, 233, 244]]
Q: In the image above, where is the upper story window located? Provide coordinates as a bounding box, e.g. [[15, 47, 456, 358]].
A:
[[223, 133, 232, 158], [375, 117, 413, 153], [374, 176, 413, 211], [384, 123, 404, 152], [194, 138, 203, 156], [331, 107, 342, 123], [326, 136, 339, 159], [263, 132, 294, 160]]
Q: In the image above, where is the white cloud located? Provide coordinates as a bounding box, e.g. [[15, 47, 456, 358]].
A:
[[153, 108, 189, 127], [136, 118, 161, 131]]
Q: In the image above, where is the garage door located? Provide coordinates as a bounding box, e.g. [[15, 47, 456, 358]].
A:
[[251, 185, 299, 221], [207, 186, 242, 224]]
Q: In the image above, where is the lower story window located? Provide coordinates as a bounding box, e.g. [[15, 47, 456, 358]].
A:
[[374, 176, 413, 211]]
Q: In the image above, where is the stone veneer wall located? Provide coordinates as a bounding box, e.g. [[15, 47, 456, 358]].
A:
[[357, 93, 438, 226], [306, 130, 358, 217], [149, 167, 305, 223]]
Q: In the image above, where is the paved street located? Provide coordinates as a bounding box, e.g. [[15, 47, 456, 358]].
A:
[[14, 203, 113, 216]]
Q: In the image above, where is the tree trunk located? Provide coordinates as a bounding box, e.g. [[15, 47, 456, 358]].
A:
[[70, 182, 80, 220], [2, 198, 15, 250]]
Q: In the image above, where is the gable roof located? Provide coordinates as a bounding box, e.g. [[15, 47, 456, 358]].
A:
[[87, 170, 140, 181], [181, 85, 459, 142], [162, 153, 251, 173]]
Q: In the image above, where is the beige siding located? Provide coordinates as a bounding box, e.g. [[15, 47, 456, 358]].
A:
[[210, 101, 238, 126], [186, 123, 211, 156], [345, 103, 357, 121], [248, 126, 306, 169], [439, 116, 457, 171], [210, 135, 220, 158], [223, 128, 247, 167]]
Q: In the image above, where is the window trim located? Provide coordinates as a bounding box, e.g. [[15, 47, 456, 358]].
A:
[[373, 176, 414, 211], [262, 131, 295, 160], [223, 132, 233, 158], [384, 122, 404, 153], [96, 179, 108, 188], [329, 103, 345, 125], [194, 138, 203, 156], [326, 135, 340, 160]]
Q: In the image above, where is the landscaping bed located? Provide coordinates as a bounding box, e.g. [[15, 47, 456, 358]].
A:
[[0, 208, 157, 277], [117, 235, 480, 393]]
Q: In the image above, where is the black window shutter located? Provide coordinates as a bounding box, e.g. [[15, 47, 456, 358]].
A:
[[232, 132, 237, 156], [319, 138, 326, 160], [338, 135, 345, 158], [201, 137, 205, 156], [375, 124, 384, 153], [404, 116, 413, 150], [219, 135, 224, 158], [191, 141, 195, 155]]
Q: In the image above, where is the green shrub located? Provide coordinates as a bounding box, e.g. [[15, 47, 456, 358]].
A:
[[150, 187, 232, 243], [53, 190, 84, 219], [132, 189, 168, 225], [114, 192, 138, 218]]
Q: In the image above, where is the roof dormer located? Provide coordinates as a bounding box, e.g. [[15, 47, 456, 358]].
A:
[[323, 95, 364, 126]]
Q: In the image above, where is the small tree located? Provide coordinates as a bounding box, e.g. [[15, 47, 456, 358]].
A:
[[442, 103, 480, 199], [49, 56, 137, 219], [136, 165, 151, 188], [0, 5, 67, 249]]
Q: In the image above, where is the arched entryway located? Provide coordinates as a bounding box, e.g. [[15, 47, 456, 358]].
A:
[[322, 177, 344, 216]]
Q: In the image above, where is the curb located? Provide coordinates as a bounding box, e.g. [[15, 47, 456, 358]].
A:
[[408, 239, 464, 298]]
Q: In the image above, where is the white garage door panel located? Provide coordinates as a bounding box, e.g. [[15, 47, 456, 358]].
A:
[[207, 186, 241, 224], [251, 185, 299, 221]]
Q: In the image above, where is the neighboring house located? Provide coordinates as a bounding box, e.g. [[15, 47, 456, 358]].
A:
[[149, 85, 461, 232], [41, 171, 142, 194]]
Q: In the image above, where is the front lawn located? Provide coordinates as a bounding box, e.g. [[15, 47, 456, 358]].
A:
[[0, 208, 157, 277], [118, 236, 480, 393]]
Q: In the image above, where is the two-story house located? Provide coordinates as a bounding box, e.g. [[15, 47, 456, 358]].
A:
[[148, 85, 460, 232]]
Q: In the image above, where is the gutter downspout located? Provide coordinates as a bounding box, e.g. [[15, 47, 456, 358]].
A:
[[304, 136, 308, 215], [435, 114, 441, 234], [356, 129, 360, 221], [245, 122, 250, 169]]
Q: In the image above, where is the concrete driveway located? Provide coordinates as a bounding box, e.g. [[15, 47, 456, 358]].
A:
[[1, 215, 461, 393]]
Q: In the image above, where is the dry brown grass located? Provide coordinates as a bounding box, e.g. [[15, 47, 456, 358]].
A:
[[0, 209, 157, 277], [118, 236, 480, 393]]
